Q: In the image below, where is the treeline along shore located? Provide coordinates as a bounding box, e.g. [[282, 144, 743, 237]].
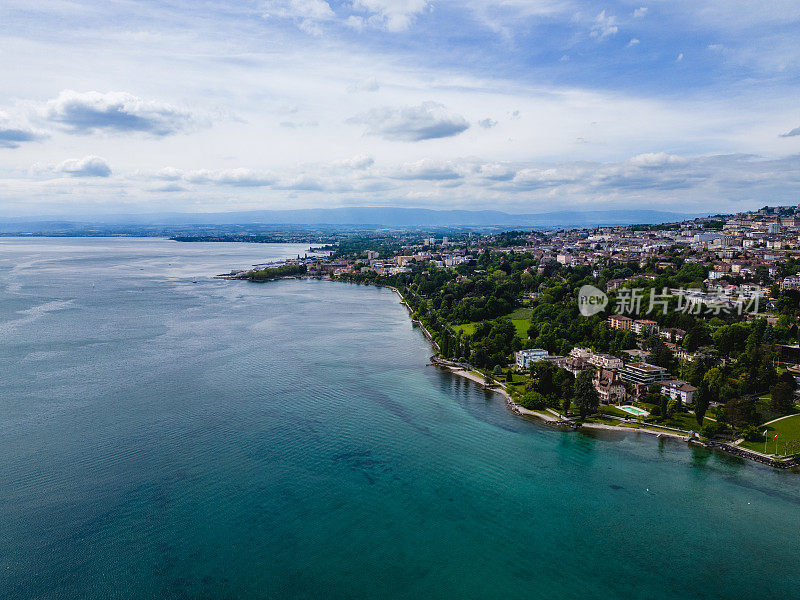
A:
[[220, 208, 800, 470], [225, 268, 797, 469]]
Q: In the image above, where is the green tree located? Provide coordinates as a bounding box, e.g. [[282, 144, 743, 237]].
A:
[[700, 422, 721, 439], [722, 396, 761, 428], [520, 391, 547, 410], [532, 361, 557, 398], [741, 425, 764, 442], [703, 367, 724, 402], [574, 369, 599, 419], [659, 394, 669, 418], [694, 380, 710, 426], [439, 332, 450, 358], [770, 381, 795, 415]]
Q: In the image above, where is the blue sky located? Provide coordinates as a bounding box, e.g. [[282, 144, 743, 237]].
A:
[[0, 0, 799, 216]]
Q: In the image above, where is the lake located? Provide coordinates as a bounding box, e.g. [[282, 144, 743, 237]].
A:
[[1, 237, 798, 599]]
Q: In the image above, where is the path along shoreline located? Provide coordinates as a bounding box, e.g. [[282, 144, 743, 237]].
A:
[[384, 284, 799, 469], [232, 276, 798, 469]]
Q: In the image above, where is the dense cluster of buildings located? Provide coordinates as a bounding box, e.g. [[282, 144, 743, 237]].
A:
[[304, 205, 800, 296], [489, 206, 800, 292], [513, 342, 697, 408]]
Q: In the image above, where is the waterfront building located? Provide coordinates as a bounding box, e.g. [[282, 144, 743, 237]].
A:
[[593, 368, 627, 403], [514, 349, 549, 370], [620, 362, 668, 385], [660, 380, 697, 405]]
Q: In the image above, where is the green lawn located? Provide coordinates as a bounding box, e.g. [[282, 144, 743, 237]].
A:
[[658, 412, 715, 432], [501, 369, 529, 395], [452, 322, 476, 336], [596, 406, 711, 431], [452, 310, 531, 340], [509, 308, 532, 339], [454, 319, 525, 339], [754, 394, 799, 423], [599, 405, 633, 418], [508, 307, 533, 320], [511, 319, 530, 339], [740, 413, 800, 454]]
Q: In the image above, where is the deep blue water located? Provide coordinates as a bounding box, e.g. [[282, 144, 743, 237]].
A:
[[1, 237, 799, 600]]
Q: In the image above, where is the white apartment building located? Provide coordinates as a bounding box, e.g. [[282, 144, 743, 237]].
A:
[[588, 353, 623, 370], [515, 349, 549, 370]]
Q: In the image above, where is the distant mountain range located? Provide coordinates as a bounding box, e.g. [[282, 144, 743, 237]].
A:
[[0, 207, 700, 232]]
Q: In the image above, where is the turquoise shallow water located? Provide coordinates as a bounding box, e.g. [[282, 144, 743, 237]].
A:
[[1, 237, 799, 600]]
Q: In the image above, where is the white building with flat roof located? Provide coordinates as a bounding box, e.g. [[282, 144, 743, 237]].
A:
[[515, 349, 549, 370], [588, 353, 623, 370], [620, 362, 668, 385]]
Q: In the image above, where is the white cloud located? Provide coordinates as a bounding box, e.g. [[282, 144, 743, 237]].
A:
[[627, 152, 688, 167], [2, 0, 799, 217], [512, 166, 583, 188], [478, 118, 498, 128], [155, 167, 184, 181], [351, 0, 431, 32], [0, 110, 49, 148], [333, 155, 375, 169], [0, 124, 48, 148], [477, 162, 516, 181], [347, 77, 381, 93], [184, 168, 275, 187], [590, 10, 619, 40], [627, 38, 640, 47], [263, 0, 430, 33], [264, 0, 335, 35], [633, 7, 648, 18], [389, 159, 464, 180], [345, 15, 366, 30], [42, 90, 195, 136], [56, 155, 112, 177], [348, 101, 470, 141], [12, 152, 800, 215]]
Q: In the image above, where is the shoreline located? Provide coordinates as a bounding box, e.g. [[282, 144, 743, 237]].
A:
[[383, 284, 798, 468], [240, 277, 799, 470]]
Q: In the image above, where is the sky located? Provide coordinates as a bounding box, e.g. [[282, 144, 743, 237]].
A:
[[1, 0, 799, 217]]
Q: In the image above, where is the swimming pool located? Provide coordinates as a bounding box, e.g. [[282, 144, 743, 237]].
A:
[[619, 405, 650, 417]]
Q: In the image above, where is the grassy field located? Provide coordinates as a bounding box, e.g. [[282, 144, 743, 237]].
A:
[[754, 393, 799, 423], [452, 322, 477, 336], [658, 412, 715, 432], [452, 307, 532, 340], [740, 413, 800, 454], [508, 308, 533, 320], [596, 406, 714, 432], [598, 405, 633, 418]]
